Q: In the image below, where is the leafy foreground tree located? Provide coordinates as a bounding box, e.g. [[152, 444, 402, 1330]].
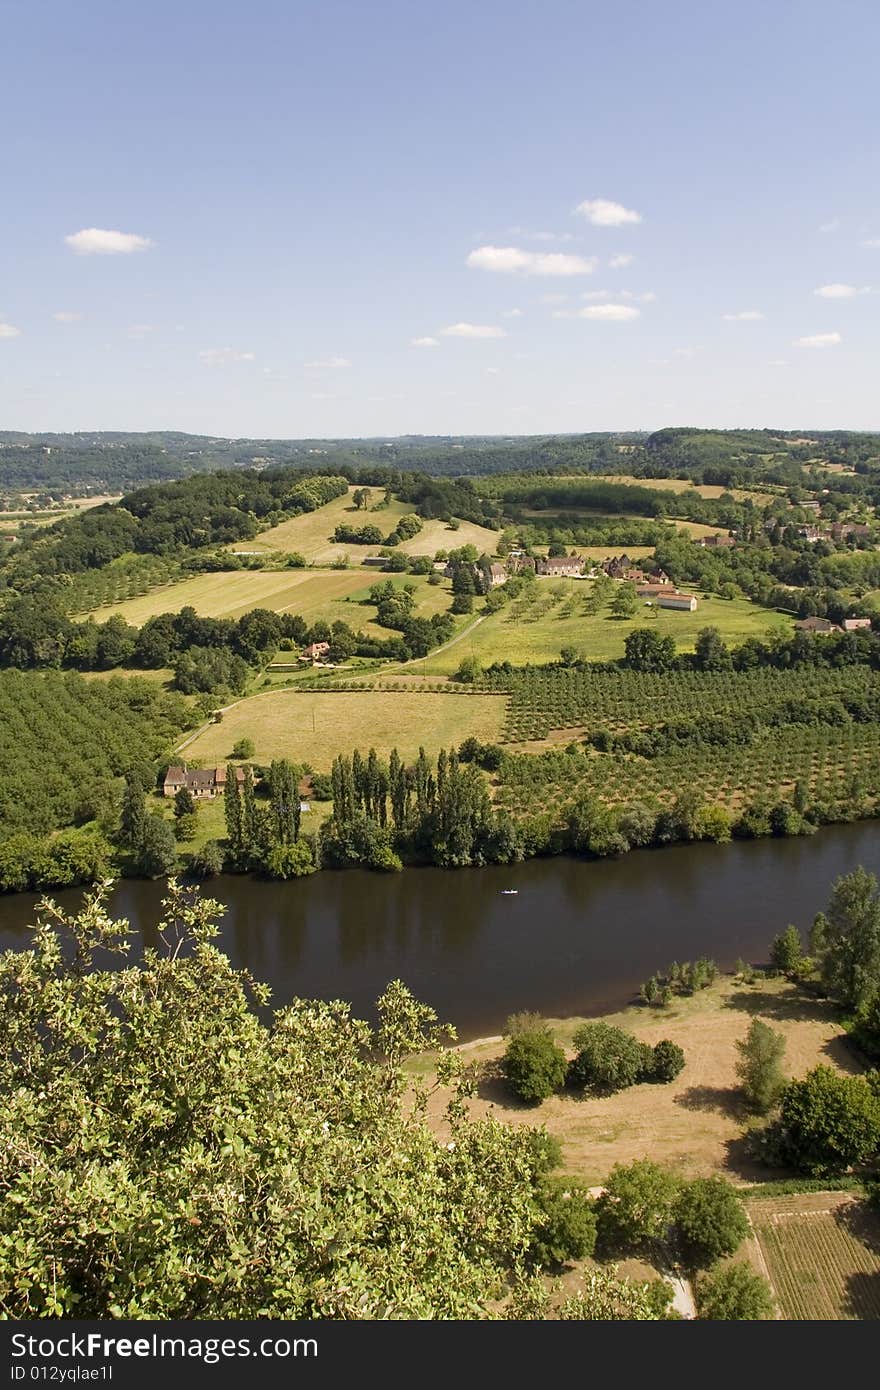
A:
[[0, 881, 557, 1319], [696, 1263, 774, 1320]]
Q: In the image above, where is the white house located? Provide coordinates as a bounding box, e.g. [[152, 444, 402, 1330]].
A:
[[656, 591, 698, 612]]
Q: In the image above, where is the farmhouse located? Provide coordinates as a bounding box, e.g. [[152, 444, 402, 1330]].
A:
[[692, 533, 736, 548], [637, 582, 674, 599], [843, 617, 873, 631], [300, 641, 331, 662], [487, 563, 509, 586], [506, 550, 536, 574], [163, 764, 246, 799], [536, 554, 585, 577], [830, 521, 872, 542], [656, 591, 698, 612], [794, 616, 842, 635]]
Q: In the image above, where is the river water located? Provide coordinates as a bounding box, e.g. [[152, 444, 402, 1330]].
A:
[[0, 823, 877, 1041]]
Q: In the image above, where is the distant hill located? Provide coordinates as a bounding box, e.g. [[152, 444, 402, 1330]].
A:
[[1, 427, 878, 492]]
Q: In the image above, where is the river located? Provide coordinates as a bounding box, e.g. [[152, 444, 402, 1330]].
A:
[[0, 823, 877, 1041]]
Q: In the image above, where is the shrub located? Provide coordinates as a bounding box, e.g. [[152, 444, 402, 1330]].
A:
[[673, 1177, 749, 1268], [696, 1263, 774, 1320], [189, 840, 224, 877], [529, 1178, 598, 1268], [735, 1018, 787, 1114], [651, 1040, 685, 1083], [595, 1160, 680, 1255], [567, 1023, 652, 1094], [777, 1065, 880, 1175], [502, 1029, 568, 1104], [231, 738, 255, 759]]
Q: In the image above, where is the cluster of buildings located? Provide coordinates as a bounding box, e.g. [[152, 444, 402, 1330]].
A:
[[796, 521, 873, 545], [794, 616, 873, 636]]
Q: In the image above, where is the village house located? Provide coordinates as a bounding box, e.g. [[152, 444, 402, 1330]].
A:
[[487, 562, 508, 586], [794, 616, 842, 635], [636, 582, 674, 599], [843, 617, 873, 631], [163, 764, 246, 799], [604, 554, 633, 579], [691, 533, 736, 548], [300, 640, 331, 662], [506, 550, 536, 574], [797, 525, 824, 543], [536, 554, 585, 577], [830, 521, 872, 542], [656, 591, 698, 612]]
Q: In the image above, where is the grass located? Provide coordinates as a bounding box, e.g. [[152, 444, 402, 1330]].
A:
[[86, 567, 383, 626], [420, 976, 861, 1186], [181, 688, 508, 767], [416, 584, 793, 674], [604, 475, 778, 505], [227, 486, 499, 565], [746, 1193, 880, 1319]]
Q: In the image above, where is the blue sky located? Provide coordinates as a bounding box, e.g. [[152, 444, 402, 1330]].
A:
[[1, 0, 878, 436]]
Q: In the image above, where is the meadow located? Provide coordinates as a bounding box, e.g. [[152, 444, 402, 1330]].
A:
[[229, 485, 499, 564], [416, 580, 792, 673], [87, 567, 375, 626], [183, 687, 507, 767], [422, 976, 856, 1184]]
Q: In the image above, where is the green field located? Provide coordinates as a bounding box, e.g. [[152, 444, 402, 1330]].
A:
[[415, 581, 793, 674], [87, 568, 461, 636], [88, 567, 375, 626], [183, 688, 507, 767], [229, 486, 499, 564]]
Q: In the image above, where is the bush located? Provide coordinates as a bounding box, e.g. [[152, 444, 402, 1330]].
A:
[[595, 1160, 679, 1255], [696, 1263, 774, 1320], [651, 1040, 685, 1083], [530, 1178, 598, 1268], [673, 1177, 749, 1268], [502, 1029, 568, 1104], [735, 1018, 787, 1114], [189, 840, 224, 877], [777, 1065, 880, 1175], [567, 1022, 652, 1094], [231, 738, 255, 760]]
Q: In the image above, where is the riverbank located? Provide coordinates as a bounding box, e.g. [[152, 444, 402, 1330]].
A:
[[421, 975, 862, 1185]]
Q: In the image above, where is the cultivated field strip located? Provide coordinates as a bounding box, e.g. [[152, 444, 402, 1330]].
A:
[[749, 1195, 880, 1320]]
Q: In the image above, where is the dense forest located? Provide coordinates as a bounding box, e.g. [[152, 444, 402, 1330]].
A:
[[3, 426, 880, 491]]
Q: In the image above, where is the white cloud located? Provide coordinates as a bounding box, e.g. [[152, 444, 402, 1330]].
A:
[[486, 367, 501, 374], [127, 323, 154, 338], [440, 322, 506, 339], [794, 331, 841, 348], [502, 308, 523, 318], [813, 283, 867, 298], [411, 336, 439, 347], [304, 356, 351, 368], [0, 322, 21, 339], [672, 347, 696, 358], [767, 359, 788, 366], [65, 227, 154, 255], [722, 310, 765, 321], [310, 392, 335, 400], [609, 253, 634, 269], [861, 238, 880, 249], [53, 310, 82, 323], [467, 245, 596, 276], [198, 347, 256, 365], [556, 304, 641, 322], [582, 288, 655, 303], [575, 198, 642, 227], [819, 218, 841, 233]]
